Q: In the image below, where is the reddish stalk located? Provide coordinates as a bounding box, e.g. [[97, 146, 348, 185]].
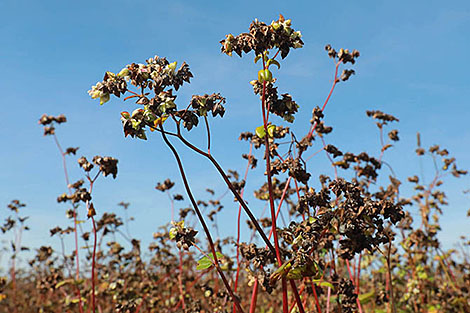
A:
[[386, 239, 396, 313], [178, 250, 186, 310], [311, 280, 322, 313], [91, 216, 98, 313], [52, 133, 84, 313], [356, 253, 362, 295], [307, 61, 341, 140], [260, 59, 289, 313], [86, 173, 99, 313], [134, 295, 146, 313], [248, 280, 259, 313], [249, 177, 292, 312], [234, 143, 253, 313], [289, 283, 305, 313], [261, 59, 306, 312], [290, 176, 326, 312], [292, 179, 307, 220], [346, 259, 363, 313]]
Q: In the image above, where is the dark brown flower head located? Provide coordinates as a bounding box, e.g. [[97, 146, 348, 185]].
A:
[[388, 129, 399, 141], [325, 45, 360, 64], [340, 69, 355, 81], [169, 221, 198, 250], [220, 15, 303, 59], [38, 114, 67, 135], [251, 80, 299, 122], [38, 114, 67, 126], [65, 147, 79, 155], [325, 144, 343, 158], [43, 126, 55, 136], [190, 93, 226, 118], [78, 156, 94, 172], [155, 179, 175, 192], [366, 110, 399, 125], [93, 155, 119, 179]]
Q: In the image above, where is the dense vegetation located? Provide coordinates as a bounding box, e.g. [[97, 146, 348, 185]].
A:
[[1, 16, 469, 313]]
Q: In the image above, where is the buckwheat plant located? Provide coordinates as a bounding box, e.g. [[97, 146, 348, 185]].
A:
[[85, 15, 469, 313], [39, 114, 118, 313]]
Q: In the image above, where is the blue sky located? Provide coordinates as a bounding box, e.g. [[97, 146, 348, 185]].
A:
[[1, 0, 469, 267]]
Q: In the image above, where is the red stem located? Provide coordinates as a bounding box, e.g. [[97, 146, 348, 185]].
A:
[[53, 134, 84, 313], [87, 175, 99, 313], [346, 259, 363, 313], [234, 143, 253, 313], [260, 74, 289, 313], [289, 283, 305, 313], [249, 280, 259, 313], [312, 280, 322, 313], [178, 250, 186, 310], [356, 253, 362, 295], [91, 216, 97, 313], [262, 53, 307, 312], [307, 61, 341, 139]]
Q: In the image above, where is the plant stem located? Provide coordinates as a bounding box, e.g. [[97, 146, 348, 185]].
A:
[[204, 115, 211, 154], [86, 175, 99, 313], [178, 250, 186, 310], [259, 71, 288, 312], [160, 126, 245, 313], [234, 143, 253, 313], [91, 216, 97, 313], [173, 124, 276, 255], [52, 133, 84, 313], [249, 280, 259, 313], [346, 258, 363, 313], [386, 238, 396, 313], [307, 61, 340, 140]]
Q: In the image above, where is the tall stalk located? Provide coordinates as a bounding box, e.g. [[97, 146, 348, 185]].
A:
[[160, 125, 245, 313], [52, 133, 84, 313]]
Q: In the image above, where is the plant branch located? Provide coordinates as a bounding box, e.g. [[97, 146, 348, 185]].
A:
[[159, 125, 245, 313]]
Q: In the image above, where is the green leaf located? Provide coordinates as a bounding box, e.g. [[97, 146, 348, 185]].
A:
[[358, 290, 375, 304], [267, 124, 276, 137], [311, 280, 334, 289], [55, 279, 74, 289], [196, 257, 213, 270], [100, 93, 110, 105], [74, 279, 85, 286], [270, 260, 292, 283], [285, 266, 303, 280], [169, 228, 177, 240], [169, 220, 185, 240], [255, 125, 266, 139], [267, 59, 281, 69], [196, 252, 224, 270]]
